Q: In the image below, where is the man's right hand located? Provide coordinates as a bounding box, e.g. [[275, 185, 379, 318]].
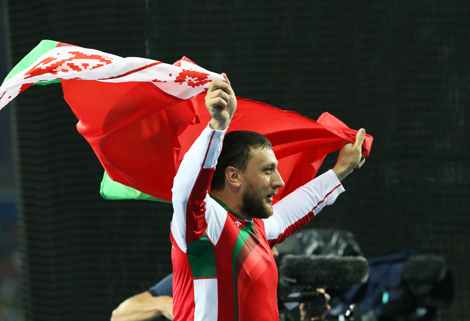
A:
[[206, 73, 237, 131]]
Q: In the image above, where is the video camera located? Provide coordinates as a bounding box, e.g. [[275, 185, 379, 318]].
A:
[[278, 254, 369, 321]]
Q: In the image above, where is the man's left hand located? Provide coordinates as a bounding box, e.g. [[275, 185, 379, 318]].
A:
[[332, 128, 367, 181]]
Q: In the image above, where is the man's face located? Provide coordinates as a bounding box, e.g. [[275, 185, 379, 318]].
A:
[[240, 147, 284, 219]]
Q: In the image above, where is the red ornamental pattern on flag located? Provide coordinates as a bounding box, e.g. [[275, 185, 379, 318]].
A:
[[153, 69, 212, 88], [0, 43, 224, 111], [174, 69, 211, 88], [24, 51, 114, 79]]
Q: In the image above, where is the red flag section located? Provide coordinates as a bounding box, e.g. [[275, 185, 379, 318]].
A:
[[62, 79, 373, 203]]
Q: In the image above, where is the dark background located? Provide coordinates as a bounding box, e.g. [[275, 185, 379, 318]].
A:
[[2, 0, 469, 320]]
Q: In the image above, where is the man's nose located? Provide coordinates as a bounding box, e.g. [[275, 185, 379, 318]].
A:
[[272, 169, 285, 189]]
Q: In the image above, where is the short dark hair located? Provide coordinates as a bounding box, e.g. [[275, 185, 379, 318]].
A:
[[211, 130, 272, 191]]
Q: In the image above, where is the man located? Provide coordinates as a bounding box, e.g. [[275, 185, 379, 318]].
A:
[[171, 73, 366, 321]]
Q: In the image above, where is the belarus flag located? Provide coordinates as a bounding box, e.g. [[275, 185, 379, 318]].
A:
[[0, 40, 373, 203]]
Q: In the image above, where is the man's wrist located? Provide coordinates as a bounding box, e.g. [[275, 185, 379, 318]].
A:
[[332, 165, 352, 182], [209, 119, 230, 131]]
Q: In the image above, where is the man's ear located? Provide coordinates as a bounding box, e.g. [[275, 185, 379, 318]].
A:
[[225, 166, 242, 188]]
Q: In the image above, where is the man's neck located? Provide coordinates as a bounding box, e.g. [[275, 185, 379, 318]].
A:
[[210, 190, 251, 221]]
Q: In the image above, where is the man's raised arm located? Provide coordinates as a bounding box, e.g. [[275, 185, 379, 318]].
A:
[[266, 127, 368, 244], [171, 73, 236, 246]]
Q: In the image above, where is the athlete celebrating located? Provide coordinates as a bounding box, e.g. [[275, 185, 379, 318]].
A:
[[170, 73, 366, 321]]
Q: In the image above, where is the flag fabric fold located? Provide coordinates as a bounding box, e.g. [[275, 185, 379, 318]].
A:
[[0, 40, 373, 203]]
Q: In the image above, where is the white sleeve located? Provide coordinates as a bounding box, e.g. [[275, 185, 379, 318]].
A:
[[171, 123, 226, 253], [264, 169, 345, 242]]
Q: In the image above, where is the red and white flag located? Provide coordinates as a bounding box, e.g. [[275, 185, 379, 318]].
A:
[[0, 40, 373, 203]]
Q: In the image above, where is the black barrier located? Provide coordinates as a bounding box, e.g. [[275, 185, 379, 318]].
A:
[[5, 2, 173, 321], [146, 2, 470, 319], [6, 1, 470, 320]]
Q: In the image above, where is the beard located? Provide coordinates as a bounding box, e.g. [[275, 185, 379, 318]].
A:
[[240, 179, 274, 219]]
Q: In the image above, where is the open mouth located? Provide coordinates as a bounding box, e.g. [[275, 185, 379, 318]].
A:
[[266, 192, 276, 203]]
